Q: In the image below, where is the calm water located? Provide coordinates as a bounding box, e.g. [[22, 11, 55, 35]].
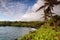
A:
[[0, 26, 36, 40]]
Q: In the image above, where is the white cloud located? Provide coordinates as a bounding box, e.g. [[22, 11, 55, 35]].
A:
[[0, 0, 60, 21], [0, 0, 28, 21], [31, 0, 44, 12], [20, 0, 60, 21], [0, 0, 44, 21], [19, 0, 44, 21], [53, 5, 60, 15]]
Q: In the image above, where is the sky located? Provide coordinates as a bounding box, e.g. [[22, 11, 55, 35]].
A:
[[0, 0, 60, 21]]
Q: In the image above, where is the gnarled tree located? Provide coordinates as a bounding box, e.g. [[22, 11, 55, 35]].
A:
[[36, 0, 60, 22], [36, 0, 60, 28]]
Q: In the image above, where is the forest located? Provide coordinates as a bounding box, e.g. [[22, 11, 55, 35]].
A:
[[0, 21, 44, 28]]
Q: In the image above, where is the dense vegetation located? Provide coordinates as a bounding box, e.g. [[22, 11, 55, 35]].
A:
[[18, 25, 60, 40], [0, 21, 44, 28]]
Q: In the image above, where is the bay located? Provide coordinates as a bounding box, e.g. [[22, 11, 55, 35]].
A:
[[0, 26, 36, 40]]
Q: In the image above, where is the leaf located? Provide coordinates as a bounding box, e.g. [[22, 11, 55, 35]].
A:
[[36, 4, 48, 12], [55, 1, 60, 5]]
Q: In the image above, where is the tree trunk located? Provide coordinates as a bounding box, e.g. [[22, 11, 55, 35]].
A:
[[53, 21, 58, 31], [44, 9, 48, 23]]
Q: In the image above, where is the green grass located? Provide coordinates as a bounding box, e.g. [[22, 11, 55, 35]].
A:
[[18, 26, 60, 40]]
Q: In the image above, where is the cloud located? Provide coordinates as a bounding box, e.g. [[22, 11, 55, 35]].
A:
[[0, 0, 28, 21], [31, 0, 44, 12], [19, 0, 44, 21], [20, 0, 60, 21], [0, 0, 60, 21], [53, 5, 60, 15], [0, 0, 37, 21]]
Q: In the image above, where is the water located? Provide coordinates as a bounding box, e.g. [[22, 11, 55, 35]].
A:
[[0, 26, 36, 40]]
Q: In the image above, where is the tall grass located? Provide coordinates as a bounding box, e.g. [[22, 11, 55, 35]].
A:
[[18, 26, 60, 40]]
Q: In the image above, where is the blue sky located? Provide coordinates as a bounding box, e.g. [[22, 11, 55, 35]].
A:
[[0, 0, 60, 21], [0, 0, 37, 21]]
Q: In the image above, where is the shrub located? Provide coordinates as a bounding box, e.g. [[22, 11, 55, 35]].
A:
[[18, 27, 60, 40]]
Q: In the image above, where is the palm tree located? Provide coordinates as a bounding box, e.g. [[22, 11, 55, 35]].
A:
[[36, 0, 60, 23]]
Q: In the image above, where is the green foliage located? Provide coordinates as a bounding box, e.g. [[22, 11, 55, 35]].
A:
[[0, 21, 44, 27], [18, 27, 60, 40], [48, 15, 60, 26]]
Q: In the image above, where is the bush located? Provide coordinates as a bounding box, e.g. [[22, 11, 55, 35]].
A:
[[18, 27, 60, 40]]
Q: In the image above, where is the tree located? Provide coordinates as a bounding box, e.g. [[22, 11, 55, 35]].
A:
[[36, 0, 60, 22], [36, 0, 60, 28]]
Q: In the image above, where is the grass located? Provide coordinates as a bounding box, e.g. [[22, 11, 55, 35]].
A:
[[18, 25, 60, 40]]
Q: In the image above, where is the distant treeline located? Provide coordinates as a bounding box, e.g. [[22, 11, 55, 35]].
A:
[[0, 21, 44, 28]]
